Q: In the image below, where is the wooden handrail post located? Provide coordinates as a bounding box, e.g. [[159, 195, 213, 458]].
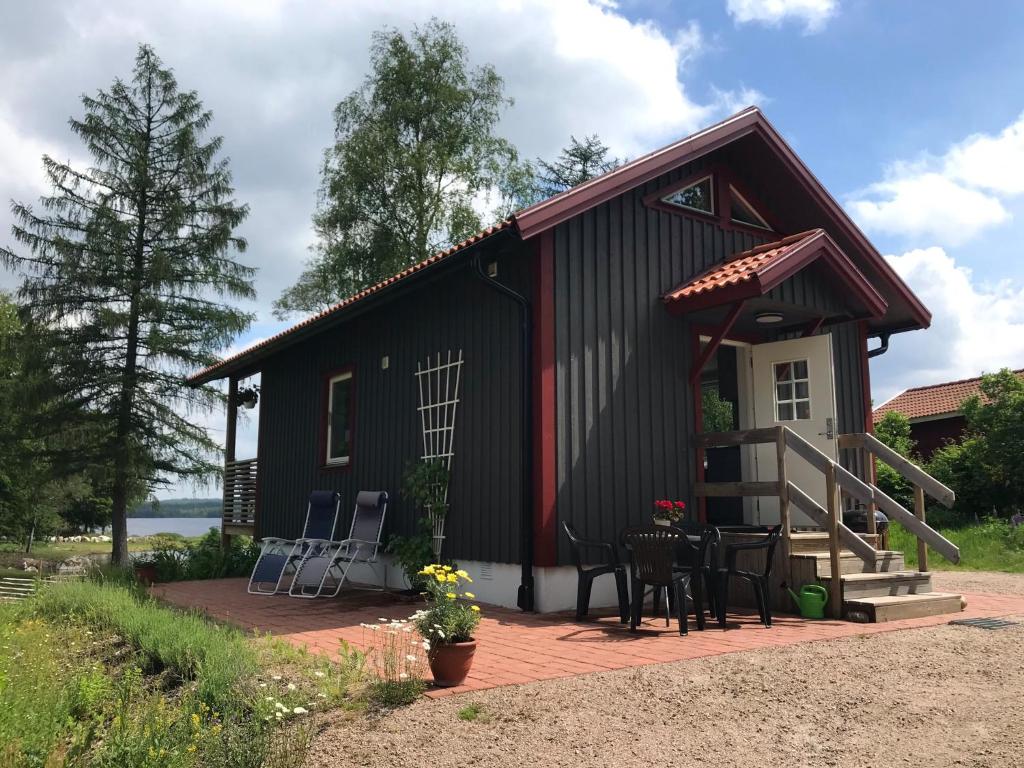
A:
[[914, 484, 928, 573], [865, 449, 878, 542], [775, 426, 791, 563], [825, 462, 843, 619]]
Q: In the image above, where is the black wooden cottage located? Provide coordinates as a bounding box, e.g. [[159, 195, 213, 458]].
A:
[[190, 108, 963, 620]]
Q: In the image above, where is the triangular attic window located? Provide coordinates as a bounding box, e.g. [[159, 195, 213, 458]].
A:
[[729, 185, 770, 229], [661, 175, 714, 214]]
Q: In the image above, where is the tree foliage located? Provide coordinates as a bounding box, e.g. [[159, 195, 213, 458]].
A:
[[532, 134, 621, 200], [950, 369, 1024, 517], [275, 19, 521, 317], [1, 45, 254, 563], [873, 410, 917, 513]]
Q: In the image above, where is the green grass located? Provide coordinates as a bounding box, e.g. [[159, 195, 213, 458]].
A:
[[1, 580, 368, 768], [0, 535, 202, 563], [457, 703, 489, 722], [26, 580, 256, 710], [891, 518, 1024, 572]]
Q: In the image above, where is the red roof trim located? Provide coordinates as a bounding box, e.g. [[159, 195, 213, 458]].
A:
[[662, 229, 888, 317], [514, 107, 929, 330], [188, 106, 928, 385], [186, 220, 513, 385]]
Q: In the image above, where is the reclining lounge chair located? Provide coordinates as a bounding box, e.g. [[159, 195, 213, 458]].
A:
[[289, 490, 389, 598], [247, 490, 341, 595]]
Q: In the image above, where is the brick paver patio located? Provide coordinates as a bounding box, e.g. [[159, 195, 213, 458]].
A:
[[152, 578, 1024, 697]]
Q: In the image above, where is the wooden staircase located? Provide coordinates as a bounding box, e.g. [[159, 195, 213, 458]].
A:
[[789, 533, 963, 621], [696, 428, 965, 624]]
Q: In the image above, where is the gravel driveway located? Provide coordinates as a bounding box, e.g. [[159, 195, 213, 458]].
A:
[[309, 572, 1024, 768]]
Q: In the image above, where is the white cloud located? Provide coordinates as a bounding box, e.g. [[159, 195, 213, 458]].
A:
[[0, 1, 769, 497], [0, 0, 763, 302], [726, 0, 838, 32], [848, 169, 1009, 247], [871, 247, 1024, 403], [848, 112, 1024, 246]]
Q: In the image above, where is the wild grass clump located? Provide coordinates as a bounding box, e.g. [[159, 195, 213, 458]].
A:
[[25, 579, 256, 710], [2, 581, 368, 767], [891, 518, 1024, 572]]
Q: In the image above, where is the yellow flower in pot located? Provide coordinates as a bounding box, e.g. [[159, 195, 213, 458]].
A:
[[411, 564, 482, 687]]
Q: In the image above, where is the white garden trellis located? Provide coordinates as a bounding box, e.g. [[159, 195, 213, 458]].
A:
[[415, 349, 463, 557]]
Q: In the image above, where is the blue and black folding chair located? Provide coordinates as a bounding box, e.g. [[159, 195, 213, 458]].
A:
[[289, 491, 388, 598], [247, 491, 341, 595]]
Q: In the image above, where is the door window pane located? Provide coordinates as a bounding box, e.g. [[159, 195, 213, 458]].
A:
[[773, 359, 811, 421]]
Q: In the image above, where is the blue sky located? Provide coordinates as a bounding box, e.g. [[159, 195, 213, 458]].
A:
[[2, 0, 1023, 496]]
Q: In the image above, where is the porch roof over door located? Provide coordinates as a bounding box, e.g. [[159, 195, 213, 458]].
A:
[[662, 229, 888, 321], [663, 228, 888, 342]]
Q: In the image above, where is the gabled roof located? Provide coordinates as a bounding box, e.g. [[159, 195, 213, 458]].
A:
[[187, 221, 512, 384], [189, 106, 930, 385], [662, 229, 888, 317], [515, 106, 929, 329], [873, 369, 1024, 423]]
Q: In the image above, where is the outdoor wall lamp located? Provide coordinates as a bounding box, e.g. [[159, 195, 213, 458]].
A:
[[755, 311, 784, 324]]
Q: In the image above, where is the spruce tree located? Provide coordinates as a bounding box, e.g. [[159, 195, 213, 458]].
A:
[[1, 45, 255, 565]]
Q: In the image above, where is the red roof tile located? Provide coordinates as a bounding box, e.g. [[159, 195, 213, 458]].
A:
[[187, 220, 512, 384], [873, 369, 1024, 423], [664, 231, 821, 302]]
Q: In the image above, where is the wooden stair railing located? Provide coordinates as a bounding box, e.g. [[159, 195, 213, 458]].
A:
[[223, 457, 258, 534], [695, 426, 960, 619], [838, 432, 958, 572]]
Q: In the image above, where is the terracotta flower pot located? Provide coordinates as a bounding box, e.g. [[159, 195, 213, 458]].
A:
[[134, 564, 157, 585], [429, 639, 477, 687]]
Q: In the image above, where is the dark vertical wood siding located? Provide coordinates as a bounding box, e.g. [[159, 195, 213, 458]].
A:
[[551, 166, 870, 562], [552, 163, 766, 562], [256, 243, 530, 565]]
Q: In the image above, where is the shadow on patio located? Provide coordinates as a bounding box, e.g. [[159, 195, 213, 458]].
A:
[[151, 577, 1021, 697]]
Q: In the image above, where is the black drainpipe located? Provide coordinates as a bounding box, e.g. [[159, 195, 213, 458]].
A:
[[867, 332, 891, 359], [471, 252, 535, 611]]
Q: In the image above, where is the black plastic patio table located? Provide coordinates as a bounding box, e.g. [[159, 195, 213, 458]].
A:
[[620, 525, 715, 627]]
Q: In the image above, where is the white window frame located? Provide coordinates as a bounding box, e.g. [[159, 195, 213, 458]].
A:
[[661, 174, 715, 215], [729, 185, 771, 229], [325, 371, 353, 466], [773, 358, 811, 422]]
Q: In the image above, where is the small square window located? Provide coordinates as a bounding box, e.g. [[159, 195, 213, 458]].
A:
[[773, 359, 811, 422]]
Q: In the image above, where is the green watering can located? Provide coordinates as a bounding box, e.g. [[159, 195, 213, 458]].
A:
[[787, 583, 828, 619]]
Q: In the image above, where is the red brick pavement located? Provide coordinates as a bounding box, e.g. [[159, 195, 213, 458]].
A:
[[152, 578, 1024, 698]]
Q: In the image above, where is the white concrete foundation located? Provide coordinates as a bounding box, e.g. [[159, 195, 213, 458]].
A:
[[343, 555, 621, 614]]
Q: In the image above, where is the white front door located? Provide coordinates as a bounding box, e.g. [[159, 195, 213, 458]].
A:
[[751, 334, 839, 527]]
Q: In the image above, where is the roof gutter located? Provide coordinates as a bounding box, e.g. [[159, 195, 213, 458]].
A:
[[471, 251, 535, 612], [867, 332, 891, 359]]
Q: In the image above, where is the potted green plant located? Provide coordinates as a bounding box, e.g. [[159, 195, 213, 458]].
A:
[[386, 517, 435, 595], [411, 564, 481, 687], [401, 459, 450, 557]]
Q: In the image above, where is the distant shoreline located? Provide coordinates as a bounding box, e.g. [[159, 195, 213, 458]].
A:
[[130, 498, 222, 519]]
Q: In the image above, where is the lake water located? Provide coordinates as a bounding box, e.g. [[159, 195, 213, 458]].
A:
[[127, 517, 221, 538]]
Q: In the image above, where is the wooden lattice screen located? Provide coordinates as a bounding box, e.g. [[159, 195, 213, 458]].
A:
[[415, 350, 464, 495]]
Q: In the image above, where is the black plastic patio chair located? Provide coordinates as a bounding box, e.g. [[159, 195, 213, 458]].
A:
[[562, 521, 629, 623], [670, 522, 721, 620], [714, 524, 782, 628], [621, 526, 705, 635]]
